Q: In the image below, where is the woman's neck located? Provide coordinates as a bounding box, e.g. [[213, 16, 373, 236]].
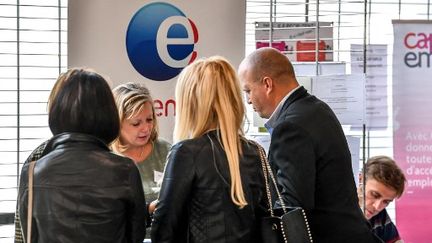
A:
[[124, 142, 153, 164]]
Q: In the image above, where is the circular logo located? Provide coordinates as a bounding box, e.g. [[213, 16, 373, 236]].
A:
[[126, 2, 199, 81]]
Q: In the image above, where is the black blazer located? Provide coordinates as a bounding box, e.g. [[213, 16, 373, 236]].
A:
[[151, 131, 267, 243], [268, 87, 382, 243]]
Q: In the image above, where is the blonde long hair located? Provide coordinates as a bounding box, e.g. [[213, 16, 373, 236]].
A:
[[111, 82, 159, 153], [174, 56, 247, 208]]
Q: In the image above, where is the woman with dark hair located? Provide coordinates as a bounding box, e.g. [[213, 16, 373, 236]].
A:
[[17, 68, 147, 243], [14, 66, 77, 243]]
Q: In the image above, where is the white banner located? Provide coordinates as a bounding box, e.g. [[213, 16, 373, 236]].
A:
[[68, 0, 246, 141]]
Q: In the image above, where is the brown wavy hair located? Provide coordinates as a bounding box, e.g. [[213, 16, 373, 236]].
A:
[[365, 155, 406, 197]]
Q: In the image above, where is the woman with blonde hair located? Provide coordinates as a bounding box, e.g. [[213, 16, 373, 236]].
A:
[[111, 82, 171, 235], [151, 56, 266, 243]]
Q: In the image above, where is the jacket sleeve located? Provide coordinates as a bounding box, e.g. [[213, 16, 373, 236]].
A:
[[127, 162, 148, 243], [16, 140, 49, 243], [17, 164, 29, 243], [151, 142, 195, 243], [270, 121, 316, 209]]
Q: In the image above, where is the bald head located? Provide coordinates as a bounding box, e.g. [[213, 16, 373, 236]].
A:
[[239, 47, 297, 85], [238, 48, 299, 119]]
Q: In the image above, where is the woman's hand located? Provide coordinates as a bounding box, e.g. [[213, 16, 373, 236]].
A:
[[148, 200, 158, 214]]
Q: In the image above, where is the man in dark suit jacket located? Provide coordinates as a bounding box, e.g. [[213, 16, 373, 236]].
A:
[[238, 47, 382, 243]]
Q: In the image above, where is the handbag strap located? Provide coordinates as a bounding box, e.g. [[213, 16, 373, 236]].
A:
[[27, 161, 36, 243], [255, 143, 273, 216], [252, 141, 288, 215], [254, 142, 314, 243]]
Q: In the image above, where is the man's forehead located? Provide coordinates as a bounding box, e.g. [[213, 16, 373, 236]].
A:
[[240, 80, 250, 90], [238, 66, 248, 78], [240, 76, 255, 88], [367, 179, 397, 198]]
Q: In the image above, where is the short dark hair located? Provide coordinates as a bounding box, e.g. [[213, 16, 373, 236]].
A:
[[365, 155, 406, 198], [49, 68, 120, 144]]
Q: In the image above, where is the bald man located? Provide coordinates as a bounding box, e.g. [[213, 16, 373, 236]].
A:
[[238, 47, 382, 243]]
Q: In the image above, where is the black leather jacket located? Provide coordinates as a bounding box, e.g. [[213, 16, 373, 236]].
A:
[[151, 131, 267, 243], [18, 132, 147, 243]]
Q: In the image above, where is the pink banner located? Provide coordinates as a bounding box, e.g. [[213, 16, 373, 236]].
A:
[[393, 20, 432, 243]]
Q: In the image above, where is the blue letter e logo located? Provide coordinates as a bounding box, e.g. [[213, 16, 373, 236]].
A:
[[126, 2, 199, 81]]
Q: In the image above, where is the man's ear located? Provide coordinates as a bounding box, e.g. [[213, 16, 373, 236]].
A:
[[262, 76, 273, 95]]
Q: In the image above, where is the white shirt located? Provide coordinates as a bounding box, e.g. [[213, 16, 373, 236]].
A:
[[264, 86, 301, 134]]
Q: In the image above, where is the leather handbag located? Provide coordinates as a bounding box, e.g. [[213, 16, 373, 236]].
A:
[[254, 143, 313, 243], [26, 161, 36, 243]]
